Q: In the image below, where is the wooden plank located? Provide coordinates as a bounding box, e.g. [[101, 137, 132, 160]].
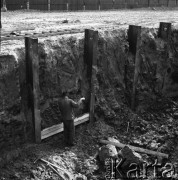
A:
[[158, 22, 171, 40], [100, 140, 169, 159], [128, 25, 141, 110], [25, 37, 41, 143], [84, 29, 93, 84], [128, 25, 141, 55], [48, 0, 50, 11], [90, 31, 98, 123], [27, 0, 29, 10], [41, 113, 89, 140], [84, 29, 98, 123]]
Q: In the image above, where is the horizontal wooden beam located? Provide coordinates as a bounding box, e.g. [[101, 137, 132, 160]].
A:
[[100, 140, 169, 159], [41, 113, 89, 140]]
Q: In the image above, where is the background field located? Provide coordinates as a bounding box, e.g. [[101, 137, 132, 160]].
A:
[[1, 7, 178, 35]]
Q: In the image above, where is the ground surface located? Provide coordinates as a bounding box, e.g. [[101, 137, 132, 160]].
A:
[[1, 8, 178, 180], [1, 97, 178, 180], [1, 7, 178, 36]]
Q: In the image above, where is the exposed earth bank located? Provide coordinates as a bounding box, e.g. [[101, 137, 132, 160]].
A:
[[0, 21, 178, 179]]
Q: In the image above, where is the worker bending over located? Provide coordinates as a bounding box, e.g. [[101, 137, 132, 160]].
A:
[[42, 92, 85, 146], [58, 92, 85, 146]]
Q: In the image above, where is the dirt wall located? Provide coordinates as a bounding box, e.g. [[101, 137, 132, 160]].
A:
[[0, 55, 25, 153], [0, 27, 178, 154]]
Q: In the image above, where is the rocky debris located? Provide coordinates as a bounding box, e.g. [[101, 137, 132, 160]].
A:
[[62, 19, 69, 24], [98, 144, 118, 163], [119, 146, 143, 169]]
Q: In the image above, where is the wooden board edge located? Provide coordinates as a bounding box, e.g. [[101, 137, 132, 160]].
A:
[[41, 113, 89, 140]]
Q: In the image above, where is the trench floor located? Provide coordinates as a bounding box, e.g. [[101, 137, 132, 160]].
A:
[[0, 97, 178, 180]]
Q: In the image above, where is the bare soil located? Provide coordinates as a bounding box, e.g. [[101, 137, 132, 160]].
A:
[[1, 8, 178, 180], [1, 7, 178, 35]]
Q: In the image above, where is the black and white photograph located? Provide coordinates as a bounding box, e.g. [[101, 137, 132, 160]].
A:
[[0, 0, 178, 179]]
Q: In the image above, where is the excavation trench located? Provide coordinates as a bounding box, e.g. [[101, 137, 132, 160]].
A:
[[0, 27, 178, 178]]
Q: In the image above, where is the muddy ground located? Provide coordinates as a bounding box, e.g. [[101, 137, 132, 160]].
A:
[[1, 8, 178, 180]]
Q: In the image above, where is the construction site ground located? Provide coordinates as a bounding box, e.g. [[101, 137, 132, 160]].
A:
[[1, 7, 178, 180], [1, 7, 178, 35]]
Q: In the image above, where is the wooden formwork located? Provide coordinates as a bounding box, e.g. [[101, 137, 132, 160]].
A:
[[128, 25, 141, 110], [23, 29, 98, 142], [84, 29, 98, 122], [25, 37, 41, 143], [127, 22, 172, 111]]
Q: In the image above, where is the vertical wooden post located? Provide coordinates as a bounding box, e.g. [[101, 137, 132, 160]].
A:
[[67, 2, 69, 11], [83, 0, 86, 10], [128, 25, 141, 110], [84, 29, 98, 123], [48, 0, 50, 11], [128, 25, 141, 55], [27, 0, 29, 10], [112, 0, 115, 9], [98, 0, 101, 10], [124, 0, 127, 8], [158, 22, 171, 40], [25, 37, 41, 143], [167, 0, 169, 6]]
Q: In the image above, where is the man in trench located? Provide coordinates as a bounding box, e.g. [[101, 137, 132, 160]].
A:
[[58, 92, 85, 146], [42, 92, 85, 146]]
